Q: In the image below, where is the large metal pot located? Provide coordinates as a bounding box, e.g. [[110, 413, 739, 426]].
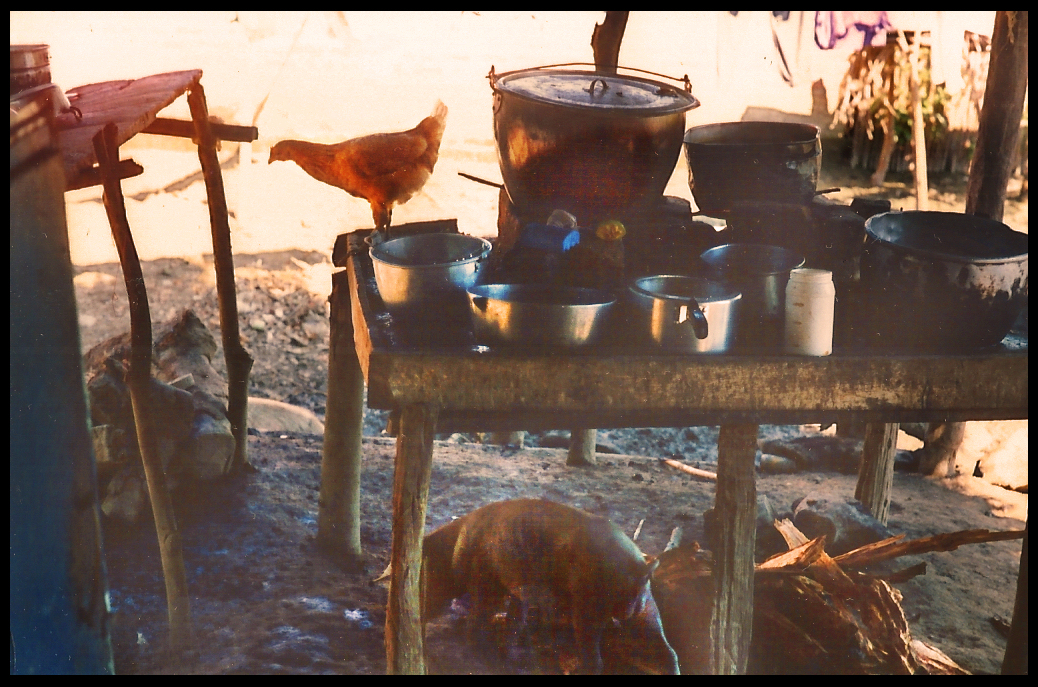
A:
[[370, 234, 492, 311], [858, 211, 1028, 352], [699, 243, 805, 348], [468, 283, 616, 348], [683, 122, 821, 216], [490, 64, 700, 222], [627, 276, 741, 353]]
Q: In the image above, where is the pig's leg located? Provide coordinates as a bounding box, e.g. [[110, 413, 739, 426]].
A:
[[570, 609, 606, 674]]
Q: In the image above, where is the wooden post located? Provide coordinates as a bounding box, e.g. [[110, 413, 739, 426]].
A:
[[591, 11, 629, 73], [386, 404, 437, 675], [965, 11, 1029, 676], [965, 11, 1029, 222], [317, 266, 365, 569], [187, 82, 254, 474], [855, 422, 899, 524], [904, 32, 930, 210], [93, 124, 193, 652], [710, 423, 758, 675], [567, 428, 597, 466], [1001, 516, 1028, 674]]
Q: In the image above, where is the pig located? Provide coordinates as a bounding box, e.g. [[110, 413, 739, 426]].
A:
[[420, 498, 679, 674]]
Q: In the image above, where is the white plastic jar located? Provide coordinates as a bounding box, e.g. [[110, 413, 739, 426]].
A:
[[784, 268, 836, 356]]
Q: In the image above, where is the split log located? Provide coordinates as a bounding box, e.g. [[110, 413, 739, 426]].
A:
[[833, 527, 1025, 569]]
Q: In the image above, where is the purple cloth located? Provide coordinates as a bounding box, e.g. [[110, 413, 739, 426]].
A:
[[815, 11, 893, 50]]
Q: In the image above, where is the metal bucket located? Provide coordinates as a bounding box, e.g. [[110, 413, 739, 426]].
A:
[[699, 243, 805, 348], [370, 233, 492, 312], [10, 44, 51, 96]]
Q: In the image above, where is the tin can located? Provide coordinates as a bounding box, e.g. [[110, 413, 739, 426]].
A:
[[784, 268, 835, 355]]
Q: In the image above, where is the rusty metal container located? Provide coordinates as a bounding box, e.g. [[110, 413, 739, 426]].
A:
[[490, 63, 699, 222]]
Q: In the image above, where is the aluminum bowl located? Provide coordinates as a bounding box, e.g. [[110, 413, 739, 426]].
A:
[[468, 284, 616, 348], [370, 234, 492, 310]]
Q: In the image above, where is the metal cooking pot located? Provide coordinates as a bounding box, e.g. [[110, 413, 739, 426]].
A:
[[490, 63, 700, 222], [370, 234, 492, 311], [699, 243, 805, 347], [683, 122, 821, 216], [627, 276, 741, 353], [468, 283, 616, 348], [859, 211, 1028, 352]]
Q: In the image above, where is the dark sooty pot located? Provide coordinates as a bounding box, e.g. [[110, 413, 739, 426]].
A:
[[859, 211, 1028, 352]]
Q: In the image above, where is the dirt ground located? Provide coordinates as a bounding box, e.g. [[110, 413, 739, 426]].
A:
[[69, 153, 1027, 676]]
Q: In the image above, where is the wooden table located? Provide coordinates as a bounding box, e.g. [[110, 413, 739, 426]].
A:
[[55, 69, 257, 469], [322, 225, 1027, 674]]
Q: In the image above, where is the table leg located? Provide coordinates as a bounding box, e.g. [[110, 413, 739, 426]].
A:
[[318, 267, 364, 567], [187, 81, 254, 473], [855, 422, 898, 525], [567, 427, 597, 466], [710, 423, 758, 675], [386, 403, 437, 675]]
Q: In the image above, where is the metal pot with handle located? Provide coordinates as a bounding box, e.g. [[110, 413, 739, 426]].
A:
[[627, 276, 740, 353], [490, 63, 700, 222]]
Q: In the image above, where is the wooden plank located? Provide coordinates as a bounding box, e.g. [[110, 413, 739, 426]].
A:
[[143, 117, 258, 143], [65, 158, 144, 192], [363, 350, 1027, 421]]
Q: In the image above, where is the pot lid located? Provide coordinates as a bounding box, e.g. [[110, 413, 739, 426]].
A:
[[493, 66, 699, 116]]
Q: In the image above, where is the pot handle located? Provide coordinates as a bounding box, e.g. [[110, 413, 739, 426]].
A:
[[677, 297, 709, 340], [489, 62, 694, 94]]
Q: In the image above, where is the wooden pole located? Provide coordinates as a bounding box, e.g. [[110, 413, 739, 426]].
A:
[[317, 264, 365, 569], [567, 428, 597, 466], [710, 423, 758, 675], [93, 124, 193, 652], [187, 82, 254, 474], [965, 11, 1029, 222], [591, 11, 629, 74], [567, 12, 629, 466], [385, 404, 437, 674], [1001, 516, 1028, 674], [904, 32, 930, 210], [964, 11, 1029, 676], [855, 422, 899, 524]]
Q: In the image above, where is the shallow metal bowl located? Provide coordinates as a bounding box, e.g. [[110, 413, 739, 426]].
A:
[[467, 284, 616, 348]]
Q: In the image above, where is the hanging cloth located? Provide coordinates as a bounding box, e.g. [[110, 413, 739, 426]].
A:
[[814, 11, 893, 51]]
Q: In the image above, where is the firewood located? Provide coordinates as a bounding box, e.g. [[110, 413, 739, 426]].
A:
[[657, 456, 718, 481], [833, 528, 1025, 569]]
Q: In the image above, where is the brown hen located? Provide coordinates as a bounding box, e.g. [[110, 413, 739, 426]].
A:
[[269, 101, 447, 237]]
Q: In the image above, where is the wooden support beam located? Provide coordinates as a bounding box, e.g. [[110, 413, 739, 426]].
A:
[[710, 423, 758, 675], [318, 263, 365, 569], [143, 116, 258, 143], [187, 83, 254, 473], [386, 404, 437, 675], [591, 11, 629, 74], [567, 427, 597, 466], [965, 10, 1029, 222], [65, 158, 143, 192], [93, 123, 193, 652], [855, 422, 899, 524]]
